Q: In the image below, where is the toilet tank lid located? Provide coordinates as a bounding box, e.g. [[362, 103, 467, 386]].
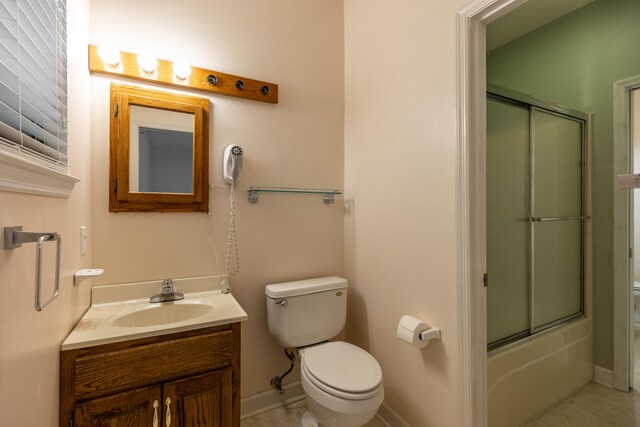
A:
[[265, 276, 347, 298]]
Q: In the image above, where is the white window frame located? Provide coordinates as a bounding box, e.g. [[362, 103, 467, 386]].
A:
[[0, 0, 79, 198], [0, 145, 79, 197]]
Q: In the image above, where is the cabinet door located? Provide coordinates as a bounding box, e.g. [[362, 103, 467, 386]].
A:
[[164, 368, 233, 427], [74, 385, 162, 427]]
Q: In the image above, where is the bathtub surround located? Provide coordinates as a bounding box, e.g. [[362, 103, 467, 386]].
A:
[[488, 317, 593, 426]]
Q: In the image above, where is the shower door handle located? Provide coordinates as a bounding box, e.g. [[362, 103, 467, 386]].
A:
[[529, 216, 591, 222]]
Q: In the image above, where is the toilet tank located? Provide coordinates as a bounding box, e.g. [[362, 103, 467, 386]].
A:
[[265, 276, 348, 348]]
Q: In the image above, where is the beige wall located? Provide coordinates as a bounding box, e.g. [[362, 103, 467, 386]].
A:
[[1, 1, 475, 425], [0, 0, 93, 425], [344, 0, 465, 425], [89, 0, 344, 397]]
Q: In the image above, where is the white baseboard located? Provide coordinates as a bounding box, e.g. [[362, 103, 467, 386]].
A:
[[240, 381, 305, 420], [376, 401, 411, 427], [593, 365, 614, 388], [241, 384, 411, 427]]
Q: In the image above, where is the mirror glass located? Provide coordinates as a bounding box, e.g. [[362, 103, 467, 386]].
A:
[[129, 106, 194, 194]]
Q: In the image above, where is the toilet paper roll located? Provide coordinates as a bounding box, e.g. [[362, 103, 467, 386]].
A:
[[397, 315, 429, 348]]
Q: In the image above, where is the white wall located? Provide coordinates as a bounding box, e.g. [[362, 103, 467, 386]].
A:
[[0, 0, 93, 425], [89, 0, 344, 398], [344, 0, 466, 425]]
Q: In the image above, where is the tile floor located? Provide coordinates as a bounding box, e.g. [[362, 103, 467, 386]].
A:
[[524, 327, 640, 426], [242, 329, 640, 426], [242, 384, 640, 427], [523, 383, 640, 426], [240, 398, 385, 427]]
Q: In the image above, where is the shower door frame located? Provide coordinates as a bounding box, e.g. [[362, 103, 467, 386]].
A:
[[486, 90, 589, 351]]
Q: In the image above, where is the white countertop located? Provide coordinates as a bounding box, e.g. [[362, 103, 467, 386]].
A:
[[62, 276, 248, 351]]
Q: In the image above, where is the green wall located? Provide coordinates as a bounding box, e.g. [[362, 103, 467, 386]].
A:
[[487, 0, 640, 370]]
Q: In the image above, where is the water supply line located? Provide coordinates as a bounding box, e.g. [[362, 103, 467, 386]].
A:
[[271, 348, 296, 394]]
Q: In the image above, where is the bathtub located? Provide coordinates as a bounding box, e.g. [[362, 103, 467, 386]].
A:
[[487, 316, 593, 426]]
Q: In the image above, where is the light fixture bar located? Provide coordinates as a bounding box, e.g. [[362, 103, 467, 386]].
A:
[[88, 45, 278, 104]]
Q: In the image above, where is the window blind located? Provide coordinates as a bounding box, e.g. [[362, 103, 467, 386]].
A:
[[0, 0, 68, 172]]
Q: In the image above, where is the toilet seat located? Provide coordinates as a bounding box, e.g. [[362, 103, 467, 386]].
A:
[[301, 341, 383, 400], [300, 355, 384, 419]]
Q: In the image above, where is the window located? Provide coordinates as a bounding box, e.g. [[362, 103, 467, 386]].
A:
[[0, 0, 77, 196]]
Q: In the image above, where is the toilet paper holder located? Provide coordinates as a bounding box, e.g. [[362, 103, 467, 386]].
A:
[[419, 326, 441, 343], [397, 314, 441, 348]]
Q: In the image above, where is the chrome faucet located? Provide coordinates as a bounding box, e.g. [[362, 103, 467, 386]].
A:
[[150, 279, 184, 303]]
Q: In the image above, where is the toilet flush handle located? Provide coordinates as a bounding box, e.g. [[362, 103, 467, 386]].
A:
[[275, 299, 288, 306]]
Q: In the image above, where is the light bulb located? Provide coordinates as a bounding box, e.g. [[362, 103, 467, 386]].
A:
[[97, 44, 120, 67], [137, 52, 157, 74], [173, 60, 191, 80]]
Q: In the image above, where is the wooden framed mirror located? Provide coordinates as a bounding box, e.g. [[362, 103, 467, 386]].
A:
[[109, 83, 209, 212]]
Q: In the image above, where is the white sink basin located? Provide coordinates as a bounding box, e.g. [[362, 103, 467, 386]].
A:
[[112, 302, 215, 327], [61, 276, 248, 351]]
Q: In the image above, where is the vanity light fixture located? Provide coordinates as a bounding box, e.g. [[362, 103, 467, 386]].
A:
[[97, 44, 120, 67], [88, 44, 279, 103], [136, 52, 157, 74], [173, 59, 191, 80]]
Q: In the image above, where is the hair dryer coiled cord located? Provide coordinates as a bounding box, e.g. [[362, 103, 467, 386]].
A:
[[225, 182, 240, 280]]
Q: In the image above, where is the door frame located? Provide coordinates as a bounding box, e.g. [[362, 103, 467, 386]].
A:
[[613, 76, 640, 391], [456, 1, 529, 426], [457, 0, 636, 424]]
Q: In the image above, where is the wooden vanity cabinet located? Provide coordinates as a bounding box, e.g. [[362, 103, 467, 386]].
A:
[[73, 385, 161, 426], [60, 323, 240, 427]]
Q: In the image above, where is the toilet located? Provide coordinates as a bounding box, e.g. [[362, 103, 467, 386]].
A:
[[265, 277, 384, 427]]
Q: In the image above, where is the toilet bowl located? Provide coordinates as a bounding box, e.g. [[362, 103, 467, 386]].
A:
[[299, 342, 384, 427], [265, 277, 384, 427]]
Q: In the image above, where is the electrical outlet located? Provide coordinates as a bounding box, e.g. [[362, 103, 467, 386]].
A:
[[80, 226, 87, 255]]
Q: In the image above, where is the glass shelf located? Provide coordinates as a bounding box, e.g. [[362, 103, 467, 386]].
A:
[[247, 187, 342, 204]]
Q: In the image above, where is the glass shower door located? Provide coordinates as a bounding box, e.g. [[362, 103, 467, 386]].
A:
[[487, 95, 586, 349], [486, 98, 530, 346], [531, 108, 584, 330]]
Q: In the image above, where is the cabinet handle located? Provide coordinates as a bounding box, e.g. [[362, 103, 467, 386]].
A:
[[153, 400, 159, 427], [165, 397, 172, 426]]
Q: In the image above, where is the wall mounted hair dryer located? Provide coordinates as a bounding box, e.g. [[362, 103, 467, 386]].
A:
[[223, 144, 243, 185]]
